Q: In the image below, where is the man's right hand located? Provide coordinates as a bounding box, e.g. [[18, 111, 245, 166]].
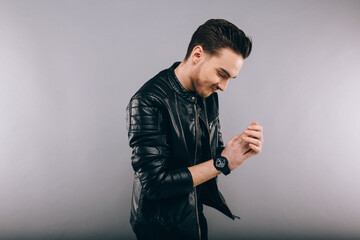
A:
[[221, 121, 264, 171], [188, 122, 263, 187]]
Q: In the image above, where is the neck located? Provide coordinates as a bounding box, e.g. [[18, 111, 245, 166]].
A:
[[174, 61, 195, 91]]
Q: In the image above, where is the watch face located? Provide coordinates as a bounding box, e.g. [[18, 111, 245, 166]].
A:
[[215, 158, 226, 168]]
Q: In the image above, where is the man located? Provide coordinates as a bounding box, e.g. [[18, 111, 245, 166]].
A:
[[126, 19, 264, 240]]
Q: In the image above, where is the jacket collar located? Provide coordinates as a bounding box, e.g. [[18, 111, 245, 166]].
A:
[[168, 62, 198, 103]]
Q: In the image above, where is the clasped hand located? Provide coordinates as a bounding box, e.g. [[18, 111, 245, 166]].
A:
[[221, 121, 264, 171]]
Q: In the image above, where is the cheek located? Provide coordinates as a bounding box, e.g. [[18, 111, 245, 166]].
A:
[[196, 65, 218, 89], [201, 71, 218, 85], [203, 68, 220, 84]]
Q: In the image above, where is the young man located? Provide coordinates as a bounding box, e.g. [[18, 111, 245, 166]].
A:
[[126, 19, 264, 240]]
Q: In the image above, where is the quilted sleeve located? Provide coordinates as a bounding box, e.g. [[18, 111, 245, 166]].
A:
[[126, 94, 194, 200]]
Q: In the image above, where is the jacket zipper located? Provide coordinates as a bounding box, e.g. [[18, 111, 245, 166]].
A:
[[193, 103, 202, 240], [208, 115, 219, 131]]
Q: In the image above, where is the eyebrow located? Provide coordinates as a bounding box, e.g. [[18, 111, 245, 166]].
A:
[[218, 68, 237, 79]]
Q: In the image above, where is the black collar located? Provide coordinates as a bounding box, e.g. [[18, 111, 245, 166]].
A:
[[168, 62, 198, 103]]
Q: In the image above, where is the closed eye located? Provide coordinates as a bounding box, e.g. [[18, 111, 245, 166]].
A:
[[217, 71, 226, 78]]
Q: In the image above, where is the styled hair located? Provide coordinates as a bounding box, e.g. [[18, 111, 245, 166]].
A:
[[184, 19, 252, 60]]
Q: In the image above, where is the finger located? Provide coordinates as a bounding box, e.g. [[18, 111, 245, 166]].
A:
[[244, 149, 255, 159], [249, 143, 261, 154], [244, 130, 264, 143], [250, 121, 258, 125], [247, 124, 263, 132], [242, 136, 262, 148], [243, 146, 257, 159], [244, 148, 252, 155], [227, 136, 236, 145]]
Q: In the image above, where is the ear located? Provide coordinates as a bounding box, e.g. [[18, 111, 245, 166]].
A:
[[191, 45, 204, 64]]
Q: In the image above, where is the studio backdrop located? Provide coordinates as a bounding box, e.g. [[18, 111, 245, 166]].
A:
[[1, 0, 360, 239]]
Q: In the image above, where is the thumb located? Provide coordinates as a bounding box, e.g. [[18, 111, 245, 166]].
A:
[[228, 133, 242, 144], [244, 148, 256, 159]]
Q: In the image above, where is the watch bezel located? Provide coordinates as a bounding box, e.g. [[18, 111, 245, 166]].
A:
[[214, 155, 231, 175]]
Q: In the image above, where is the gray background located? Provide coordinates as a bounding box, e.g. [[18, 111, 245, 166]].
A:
[[1, 0, 360, 239]]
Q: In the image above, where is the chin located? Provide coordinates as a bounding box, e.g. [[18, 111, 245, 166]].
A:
[[195, 87, 213, 98]]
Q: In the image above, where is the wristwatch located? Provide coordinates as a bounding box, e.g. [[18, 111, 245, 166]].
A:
[[213, 155, 231, 175]]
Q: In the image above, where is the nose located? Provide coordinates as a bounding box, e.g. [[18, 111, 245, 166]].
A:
[[217, 79, 229, 91]]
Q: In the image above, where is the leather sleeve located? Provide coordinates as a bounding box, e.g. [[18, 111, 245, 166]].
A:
[[126, 94, 194, 200]]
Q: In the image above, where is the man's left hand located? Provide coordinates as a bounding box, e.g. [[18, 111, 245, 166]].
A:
[[242, 121, 264, 158]]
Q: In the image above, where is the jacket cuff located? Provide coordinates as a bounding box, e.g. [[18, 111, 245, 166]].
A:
[[184, 167, 194, 189], [175, 167, 194, 193]]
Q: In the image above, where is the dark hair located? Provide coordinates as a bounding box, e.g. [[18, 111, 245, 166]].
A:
[[184, 19, 252, 60]]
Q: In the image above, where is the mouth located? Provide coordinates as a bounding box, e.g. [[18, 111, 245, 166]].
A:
[[211, 87, 218, 93]]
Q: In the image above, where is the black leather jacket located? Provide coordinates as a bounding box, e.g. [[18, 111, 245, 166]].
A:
[[126, 62, 238, 240]]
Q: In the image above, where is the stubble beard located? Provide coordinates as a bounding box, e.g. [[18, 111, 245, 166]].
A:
[[190, 61, 210, 98]]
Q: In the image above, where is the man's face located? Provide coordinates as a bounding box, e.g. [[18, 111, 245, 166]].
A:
[[190, 48, 244, 98]]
